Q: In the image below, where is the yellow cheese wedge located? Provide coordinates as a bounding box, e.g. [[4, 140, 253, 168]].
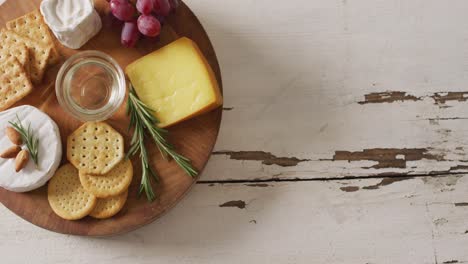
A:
[[126, 37, 223, 128]]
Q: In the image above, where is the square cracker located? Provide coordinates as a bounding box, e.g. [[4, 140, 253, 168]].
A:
[[6, 10, 60, 65], [0, 57, 33, 111], [0, 42, 29, 77], [0, 29, 52, 84]]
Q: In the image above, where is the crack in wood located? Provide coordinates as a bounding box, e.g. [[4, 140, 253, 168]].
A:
[[219, 200, 246, 209], [213, 151, 310, 167], [244, 183, 270, 187], [377, 171, 416, 176], [454, 203, 468, 207], [333, 148, 444, 169], [222, 107, 234, 111], [198, 173, 464, 185], [442, 261, 459, 264]]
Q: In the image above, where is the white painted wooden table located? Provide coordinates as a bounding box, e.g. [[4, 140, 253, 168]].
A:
[[2, 0, 468, 263]]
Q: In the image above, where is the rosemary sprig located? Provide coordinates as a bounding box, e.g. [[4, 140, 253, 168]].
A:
[[126, 106, 159, 201], [9, 115, 39, 166], [126, 85, 198, 201]]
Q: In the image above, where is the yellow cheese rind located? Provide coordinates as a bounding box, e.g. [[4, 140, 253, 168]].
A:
[[126, 37, 222, 128]]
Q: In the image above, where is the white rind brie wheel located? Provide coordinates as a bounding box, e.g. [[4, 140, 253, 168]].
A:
[[0, 105, 62, 192]]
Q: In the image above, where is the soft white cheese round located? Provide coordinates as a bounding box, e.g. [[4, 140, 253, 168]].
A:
[[40, 0, 102, 49], [0, 105, 62, 192]]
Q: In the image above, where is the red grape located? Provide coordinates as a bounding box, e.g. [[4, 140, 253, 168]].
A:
[[137, 14, 161, 37], [110, 0, 136, 21], [153, 0, 171, 16], [136, 0, 153, 15], [121, 21, 140, 47]]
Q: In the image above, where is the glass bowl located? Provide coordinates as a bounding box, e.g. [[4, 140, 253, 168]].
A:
[[55, 50, 126, 121]]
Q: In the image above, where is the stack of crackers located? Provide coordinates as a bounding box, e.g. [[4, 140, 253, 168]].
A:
[[0, 10, 59, 111], [48, 122, 133, 220]]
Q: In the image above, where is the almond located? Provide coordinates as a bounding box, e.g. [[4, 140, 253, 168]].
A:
[[6, 127, 22, 145], [0, 145, 21, 159], [15, 149, 29, 172]]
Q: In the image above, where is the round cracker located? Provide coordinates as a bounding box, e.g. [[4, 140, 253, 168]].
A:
[[67, 122, 124, 175], [89, 190, 128, 219], [79, 159, 133, 198], [48, 164, 97, 220]]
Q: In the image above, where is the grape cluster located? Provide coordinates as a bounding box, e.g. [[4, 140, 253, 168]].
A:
[[108, 0, 179, 47]]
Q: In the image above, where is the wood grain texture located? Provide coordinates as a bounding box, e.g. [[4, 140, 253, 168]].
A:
[[2, 175, 468, 263], [0, 0, 222, 236]]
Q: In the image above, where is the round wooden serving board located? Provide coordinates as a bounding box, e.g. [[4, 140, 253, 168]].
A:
[[0, 0, 222, 236]]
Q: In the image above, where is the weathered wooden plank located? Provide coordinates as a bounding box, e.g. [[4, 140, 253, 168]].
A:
[[1, 175, 468, 263], [182, 0, 468, 180]]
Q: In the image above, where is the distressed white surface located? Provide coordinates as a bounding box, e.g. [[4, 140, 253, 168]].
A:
[[2, 175, 468, 263], [3, 0, 468, 263], [191, 0, 468, 180]]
